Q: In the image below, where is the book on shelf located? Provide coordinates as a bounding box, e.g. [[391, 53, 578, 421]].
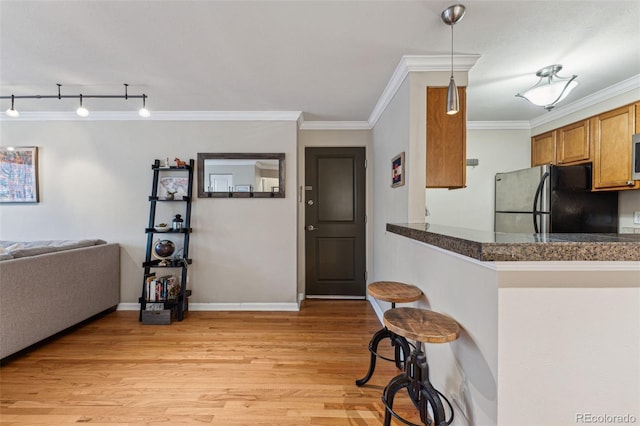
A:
[[145, 274, 181, 302]]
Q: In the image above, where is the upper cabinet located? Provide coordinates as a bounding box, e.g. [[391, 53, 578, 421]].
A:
[[531, 120, 590, 167], [592, 104, 639, 191], [557, 120, 590, 165], [531, 131, 556, 166], [635, 102, 640, 134], [426, 86, 466, 189]]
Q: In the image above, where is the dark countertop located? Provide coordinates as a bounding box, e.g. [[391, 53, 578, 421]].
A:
[[387, 223, 640, 261]]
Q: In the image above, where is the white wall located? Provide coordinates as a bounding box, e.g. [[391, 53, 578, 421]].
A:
[[619, 190, 640, 233], [0, 120, 298, 307], [426, 129, 531, 231]]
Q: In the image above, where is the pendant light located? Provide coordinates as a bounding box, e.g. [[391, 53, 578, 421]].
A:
[[441, 4, 466, 115]]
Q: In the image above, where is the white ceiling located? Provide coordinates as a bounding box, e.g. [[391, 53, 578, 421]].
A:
[[1, 0, 639, 125]]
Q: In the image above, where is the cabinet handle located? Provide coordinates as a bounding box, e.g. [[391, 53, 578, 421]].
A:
[[627, 181, 635, 186]]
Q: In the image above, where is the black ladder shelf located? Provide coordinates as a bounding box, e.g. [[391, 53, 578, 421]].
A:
[[139, 159, 194, 322]]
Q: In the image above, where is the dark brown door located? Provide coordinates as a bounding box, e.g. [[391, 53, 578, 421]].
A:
[[305, 147, 366, 297]]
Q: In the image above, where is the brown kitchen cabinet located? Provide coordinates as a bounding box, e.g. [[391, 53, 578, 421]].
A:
[[592, 104, 639, 190], [426, 86, 466, 188], [635, 102, 640, 134], [531, 131, 556, 166], [557, 120, 590, 165]]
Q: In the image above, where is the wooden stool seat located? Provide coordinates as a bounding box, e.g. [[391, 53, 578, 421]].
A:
[[368, 281, 422, 304], [383, 307, 460, 344]]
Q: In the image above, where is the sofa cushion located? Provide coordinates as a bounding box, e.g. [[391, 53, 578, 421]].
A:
[[1, 239, 106, 259]]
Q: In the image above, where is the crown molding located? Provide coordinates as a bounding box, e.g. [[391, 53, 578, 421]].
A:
[[467, 121, 531, 130], [367, 54, 481, 128], [299, 120, 371, 130], [0, 110, 303, 122], [529, 73, 640, 129]]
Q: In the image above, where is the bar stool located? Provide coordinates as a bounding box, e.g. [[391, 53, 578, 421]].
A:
[[355, 281, 422, 386], [381, 307, 460, 426]]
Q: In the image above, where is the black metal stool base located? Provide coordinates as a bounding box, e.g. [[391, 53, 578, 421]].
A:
[[381, 348, 454, 426], [355, 326, 411, 386]]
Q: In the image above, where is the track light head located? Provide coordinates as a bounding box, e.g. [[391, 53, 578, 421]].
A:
[[5, 95, 19, 117], [138, 94, 150, 118], [76, 94, 89, 117]]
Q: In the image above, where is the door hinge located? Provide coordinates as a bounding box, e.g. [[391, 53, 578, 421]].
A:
[[364, 271, 368, 281], [364, 159, 367, 168]]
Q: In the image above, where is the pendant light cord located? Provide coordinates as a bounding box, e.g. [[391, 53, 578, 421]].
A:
[[450, 24, 454, 78]]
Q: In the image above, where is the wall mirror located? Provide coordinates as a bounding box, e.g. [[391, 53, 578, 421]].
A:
[[197, 153, 285, 198]]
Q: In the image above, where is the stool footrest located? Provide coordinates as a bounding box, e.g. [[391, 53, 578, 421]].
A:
[[382, 350, 455, 426], [355, 327, 410, 387]]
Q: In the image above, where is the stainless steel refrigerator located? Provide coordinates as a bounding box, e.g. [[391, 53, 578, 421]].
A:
[[495, 163, 618, 233]]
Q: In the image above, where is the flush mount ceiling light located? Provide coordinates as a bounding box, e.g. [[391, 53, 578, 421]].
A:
[[441, 4, 466, 115], [1, 83, 150, 118], [516, 64, 578, 111]]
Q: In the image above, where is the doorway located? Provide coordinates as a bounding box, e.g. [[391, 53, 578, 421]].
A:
[[304, 147, 366, 297]]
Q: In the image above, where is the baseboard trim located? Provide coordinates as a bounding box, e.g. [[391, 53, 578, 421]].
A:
[[117, 302, 299, 311], [367, 296, 384, 324], [306, 295, 366, 300]]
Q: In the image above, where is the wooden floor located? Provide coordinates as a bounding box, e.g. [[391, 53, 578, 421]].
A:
[[0, 300, 422, 425]]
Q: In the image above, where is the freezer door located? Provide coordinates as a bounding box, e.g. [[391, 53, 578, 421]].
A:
[[495, 212, 541, 233], [495, 166, 549, 213]]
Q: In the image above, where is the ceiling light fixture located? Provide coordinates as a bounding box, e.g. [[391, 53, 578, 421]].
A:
[[76, 94, 89, 117], [516, 64, 578, 111], [441, 4, 466, 115], [138, 94, 150, 118], [1, 84, 150, 117], [5, 95, 19, 117]]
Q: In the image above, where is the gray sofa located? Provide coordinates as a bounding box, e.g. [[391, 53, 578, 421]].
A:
[[0, 240, 120, 359]]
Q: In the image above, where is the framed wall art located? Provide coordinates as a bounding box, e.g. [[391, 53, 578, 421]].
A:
[[0, 146, 39, 203], [391, 151, 405, 188]]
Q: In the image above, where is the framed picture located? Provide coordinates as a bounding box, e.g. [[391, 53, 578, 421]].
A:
[[160, 176, 189, 198], [235, 185, 252, 192], [391, 152, 405, 188], [0, 146, 39, 203]]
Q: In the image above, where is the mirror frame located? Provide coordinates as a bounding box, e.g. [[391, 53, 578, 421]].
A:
[[197, 153, 285, 198]]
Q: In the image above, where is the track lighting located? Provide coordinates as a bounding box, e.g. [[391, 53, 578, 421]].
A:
[[1, 84, 150, 117], [5, 95, 19, 117], [76, 94, 89, 117]]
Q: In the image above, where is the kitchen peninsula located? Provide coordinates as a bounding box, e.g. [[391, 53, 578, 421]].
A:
[[373, 223, 640, 426]]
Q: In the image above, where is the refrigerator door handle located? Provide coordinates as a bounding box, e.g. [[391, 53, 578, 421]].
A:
[[532, 171, 550, 233]]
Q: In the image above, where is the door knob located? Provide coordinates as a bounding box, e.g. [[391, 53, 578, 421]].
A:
[[307, 199, 314, 205], [307, 225, 317, 231]]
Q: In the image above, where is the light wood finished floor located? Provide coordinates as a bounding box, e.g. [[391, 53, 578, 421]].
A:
[[1, 300, 423, 425]]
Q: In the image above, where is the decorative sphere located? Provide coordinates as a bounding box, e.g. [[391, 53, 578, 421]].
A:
[[154, 240, 176, 258]]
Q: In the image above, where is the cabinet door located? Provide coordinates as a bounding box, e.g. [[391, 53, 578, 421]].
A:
[[635, 102, 640, 134], [426, 86, 466, 188], [531, 131, 556, 166], [557, 120, 590, 165], [592, 105, 639, 190]]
